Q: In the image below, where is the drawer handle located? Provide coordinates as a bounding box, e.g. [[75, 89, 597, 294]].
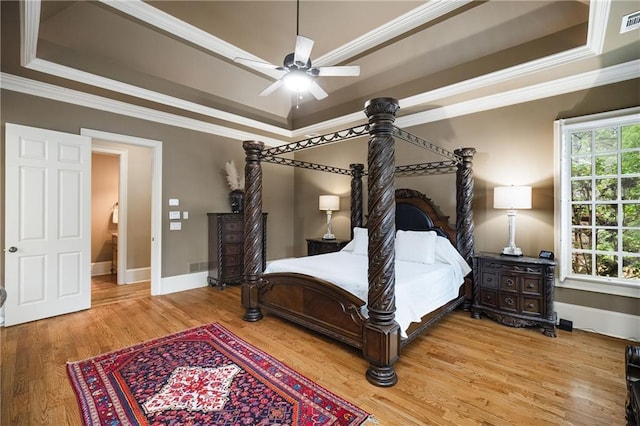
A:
[[486, 277, 493, 283], [528, 283, 535, 288], [505, 297, 514, 306], [506, 279, 514, 287], [528, 303, 535, 308], [485, 295, 492, 301]]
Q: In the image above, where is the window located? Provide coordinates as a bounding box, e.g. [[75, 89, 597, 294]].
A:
[[558, 108, 640, 289]]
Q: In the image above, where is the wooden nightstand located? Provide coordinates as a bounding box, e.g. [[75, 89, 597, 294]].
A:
[[472, 252, 556, 337], [306, 238, 350, 256]]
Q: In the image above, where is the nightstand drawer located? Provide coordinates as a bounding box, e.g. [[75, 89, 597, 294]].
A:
[[522, 297, 542, 315], [499, 275, 518, 292], [480, 271, 498, 289], [522, 277, 542, 295], [498, 293, 518, 312], [479, 289, 498, 308]]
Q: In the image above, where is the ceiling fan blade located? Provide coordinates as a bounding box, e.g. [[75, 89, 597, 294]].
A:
[[307, 81, 328, 100], [316, 66, 361, 77], [259, 80, 284, 97], [293, 35, 314, 66], [234, 57, 280, 70]]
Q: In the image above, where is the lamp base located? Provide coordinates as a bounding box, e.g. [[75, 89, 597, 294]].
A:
[[501, 246, 523, 257], [322, 233, 336, 240]]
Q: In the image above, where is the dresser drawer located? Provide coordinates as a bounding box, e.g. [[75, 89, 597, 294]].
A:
[[222, 220, 243, 232], [223, 231, 243, 243], [222, 243, 243, 256], [222, 254, 242, 267]]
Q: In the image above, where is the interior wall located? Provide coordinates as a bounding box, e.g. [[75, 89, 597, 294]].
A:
[[0, 90, 295, 281], [91, 153, 119, 263], [293, 79, 640, 316]]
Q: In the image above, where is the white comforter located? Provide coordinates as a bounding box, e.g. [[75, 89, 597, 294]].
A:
[[264, 236, 471, 337]]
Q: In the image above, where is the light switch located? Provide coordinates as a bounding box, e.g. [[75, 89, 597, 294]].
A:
[[170, 222, 182, 231], [169, 211, 181, 220], [183, 211, 189, 219], [169, 198, 179, 206]]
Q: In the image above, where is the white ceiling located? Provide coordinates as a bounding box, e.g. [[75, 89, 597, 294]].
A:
[[2, 0, 639, 145]]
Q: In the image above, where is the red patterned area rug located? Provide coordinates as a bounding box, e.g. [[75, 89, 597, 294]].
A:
[[67, 323, 371, 425]]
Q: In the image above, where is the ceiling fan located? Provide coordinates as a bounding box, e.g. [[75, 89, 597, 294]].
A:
[[233, 0, 360, 100]]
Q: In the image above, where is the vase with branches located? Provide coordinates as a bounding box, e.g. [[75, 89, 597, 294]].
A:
[[224, 160, 245, 213]]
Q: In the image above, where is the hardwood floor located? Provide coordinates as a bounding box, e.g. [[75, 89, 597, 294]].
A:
[[1, 285, 631, 425], [91, 274, 150, 307]]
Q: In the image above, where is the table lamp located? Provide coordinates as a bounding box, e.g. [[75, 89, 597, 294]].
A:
[[494, 186, 531, 256], [319, 195, 340, 240]]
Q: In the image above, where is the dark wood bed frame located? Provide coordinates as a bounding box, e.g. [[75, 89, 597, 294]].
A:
[[241, 97, 475, 387]]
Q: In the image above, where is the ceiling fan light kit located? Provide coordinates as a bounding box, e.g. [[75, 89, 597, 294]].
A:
[[233, 0, 360, 101], [283, 70, 312, 92]]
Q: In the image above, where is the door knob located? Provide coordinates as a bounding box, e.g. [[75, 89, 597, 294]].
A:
[[7, 247, 17, 253]]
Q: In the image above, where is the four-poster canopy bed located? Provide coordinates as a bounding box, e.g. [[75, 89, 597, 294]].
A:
[[241, 97, 476, 387]]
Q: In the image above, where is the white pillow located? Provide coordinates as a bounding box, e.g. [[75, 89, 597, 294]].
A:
[[352, 227, 368, 256], [395, 230, 437, 264]]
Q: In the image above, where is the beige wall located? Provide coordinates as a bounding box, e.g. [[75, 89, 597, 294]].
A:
[[0, 90, 295, 281], [91, 153, 119, 263], [292, 79, 640, 316]]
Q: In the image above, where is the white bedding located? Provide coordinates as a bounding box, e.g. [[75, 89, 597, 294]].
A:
[[264, 235, 471, 338]]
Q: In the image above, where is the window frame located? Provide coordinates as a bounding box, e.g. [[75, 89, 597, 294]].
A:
[[555, 106, 640, 298]]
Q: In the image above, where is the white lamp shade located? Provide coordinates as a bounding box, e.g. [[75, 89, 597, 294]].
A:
[[494, 186, 532, 209], [319, 195, 340, 211]]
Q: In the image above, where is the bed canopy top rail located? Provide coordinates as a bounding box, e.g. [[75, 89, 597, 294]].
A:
[[392, 126, 461, 163], [263, 124, 369, 157], [261, 155, 352, 175], [261, 154, 458, 177]]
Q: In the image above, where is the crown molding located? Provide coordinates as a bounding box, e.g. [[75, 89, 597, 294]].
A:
[[0, 72, 287, 147], [396, 60, 640, 128]]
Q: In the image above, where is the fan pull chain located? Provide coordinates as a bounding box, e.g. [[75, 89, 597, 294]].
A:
[[296, 0, 300, 36]]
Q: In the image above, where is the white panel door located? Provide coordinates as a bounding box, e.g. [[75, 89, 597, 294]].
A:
[[4, 123, 91, 326]]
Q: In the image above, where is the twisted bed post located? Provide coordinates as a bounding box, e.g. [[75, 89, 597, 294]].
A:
[[363, 97, 401, 387], [242, 140, 265, 322], [349, 163, 364, 238], [455, 147, 476, 310]]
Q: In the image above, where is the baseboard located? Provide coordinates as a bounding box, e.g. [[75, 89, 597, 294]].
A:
[[123, 267, 151, 284], [554, 301, 639, 341], [158, 271, 209, 295], [91, 261, 112, 276]]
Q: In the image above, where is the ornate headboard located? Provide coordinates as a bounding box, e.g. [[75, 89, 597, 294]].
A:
[[395, 188, 457, 245]]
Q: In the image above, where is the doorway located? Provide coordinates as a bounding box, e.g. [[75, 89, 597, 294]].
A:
[[83, 128, 162, 296]]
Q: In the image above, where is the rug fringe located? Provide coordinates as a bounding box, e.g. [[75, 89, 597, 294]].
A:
[[363, 414, 380, 425]]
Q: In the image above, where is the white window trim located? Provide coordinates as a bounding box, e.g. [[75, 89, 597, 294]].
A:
[[554, 106, 640, 299]]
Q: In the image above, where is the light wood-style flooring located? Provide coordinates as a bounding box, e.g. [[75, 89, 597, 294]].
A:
[[91, 273, 150, 307], [1, 285, 632, 425]]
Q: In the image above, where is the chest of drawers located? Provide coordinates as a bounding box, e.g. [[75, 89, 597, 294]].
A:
[[472, 252, 556, 337], [207, 213, 267, 289]]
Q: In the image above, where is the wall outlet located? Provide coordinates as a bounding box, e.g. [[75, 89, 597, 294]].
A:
[[558, 318, 573, 332]]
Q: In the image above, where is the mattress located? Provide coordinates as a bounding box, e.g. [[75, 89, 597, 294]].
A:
[[264, 236, 471, 337]]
